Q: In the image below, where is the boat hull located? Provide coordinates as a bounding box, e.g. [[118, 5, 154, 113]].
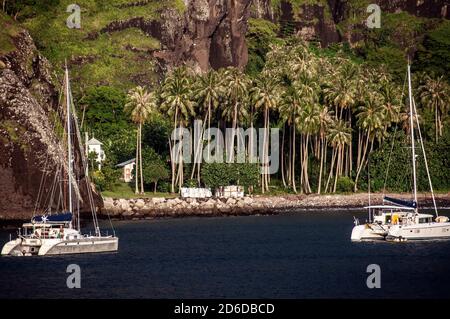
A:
[[39, 236, 118, 255], [387, 222, 450, 241], [351, 224, 387, 241], [1, 237, 118, 256]]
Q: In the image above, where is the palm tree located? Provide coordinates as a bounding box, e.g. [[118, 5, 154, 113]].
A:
[[222, 67, 250, 162], [251, 73, 281, 193], [125, 86, 157, 194], [279, 86, 302, 193], [160, 66, 196, 193], [191, 69, 224, 182], [323, 60, 358, 120], [325, 119, 352, 193], [316, 105, 333, 194], [419, 74, 449, 141], [291, 71, 320, 193], [353, 92, 385, 191], [380, 82, 401, 133]]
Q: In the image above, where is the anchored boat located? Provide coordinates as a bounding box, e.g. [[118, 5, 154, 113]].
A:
[[2, 65, 118, 256], [352, 64, 450, 242], [385, 64, 450, 241]]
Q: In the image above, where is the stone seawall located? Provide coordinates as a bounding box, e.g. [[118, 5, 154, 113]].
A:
[[100, 193, 450, 220]]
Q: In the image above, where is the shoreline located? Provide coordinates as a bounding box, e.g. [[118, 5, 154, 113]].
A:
[[99, 192, 450, 220], [1, 193, 449, 228]]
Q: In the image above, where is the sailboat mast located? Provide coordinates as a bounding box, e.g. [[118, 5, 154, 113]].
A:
[[65, 64, 73, 214], [407, 64, 418, 204]]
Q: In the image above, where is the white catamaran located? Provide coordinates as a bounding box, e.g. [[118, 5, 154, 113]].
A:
[[1, 66, 118, 256], [351, 64, 450, 242]]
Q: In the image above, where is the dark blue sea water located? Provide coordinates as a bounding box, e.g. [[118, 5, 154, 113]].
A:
[[1, 210, 450, 299]]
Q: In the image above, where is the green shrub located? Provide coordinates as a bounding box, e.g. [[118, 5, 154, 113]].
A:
[[336, 176, 355, 193], [184, 179, 198, 188]]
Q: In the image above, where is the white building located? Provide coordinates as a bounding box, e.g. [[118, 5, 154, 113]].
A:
[[116, 158, 136, 183], [86, 137, 105, 170]]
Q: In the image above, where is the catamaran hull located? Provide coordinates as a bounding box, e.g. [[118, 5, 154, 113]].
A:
[[351, 224, 387, 241], [387, 223, 450, 241], [1, 237, 118, 256]]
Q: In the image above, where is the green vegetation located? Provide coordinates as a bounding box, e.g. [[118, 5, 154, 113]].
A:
[[11, 0, 184, 90], [2, 1, 449, 197], [0, 12, 21, 55], [415, 20, 450, 81], [246, 18, 281, 76], [139, 147, 169, 193], [101, 181, 175, 199]]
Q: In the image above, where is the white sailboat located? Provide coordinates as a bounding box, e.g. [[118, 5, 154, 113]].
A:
[[2, 65, 118, 256], [351, 203, 414, 241], [352, 64, 450, 242], [386, 64, 450, 241]]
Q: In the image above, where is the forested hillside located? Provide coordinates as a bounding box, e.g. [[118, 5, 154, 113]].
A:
[[1, 1, 449, 205]]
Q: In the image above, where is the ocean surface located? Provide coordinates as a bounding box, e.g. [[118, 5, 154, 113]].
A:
[[1, 210, 450, 299]]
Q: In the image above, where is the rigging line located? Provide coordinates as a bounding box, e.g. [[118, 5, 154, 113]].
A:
[[48, 163, 63, 213], [382, 69, 408, 198], [69, 82, 106, 235], [41, 166, 57, 214], [33, 152, 50, 216], [412, 97, 439, 217]]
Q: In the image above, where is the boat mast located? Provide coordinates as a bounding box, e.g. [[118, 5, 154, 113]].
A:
[[65, 63, 73, 215], [407, 64, 418, 205]]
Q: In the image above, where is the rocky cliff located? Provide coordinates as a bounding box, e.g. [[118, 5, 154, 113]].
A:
[[0, 13, 101, 220], [251, 0, 449, 47], [13, 0, 448, 91]]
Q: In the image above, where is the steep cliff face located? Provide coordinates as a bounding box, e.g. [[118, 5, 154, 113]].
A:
[[151, 0, 251, 72], [18, 0, 250, 92], [0, 14, 101, 220], [250, 0, 449, 47]]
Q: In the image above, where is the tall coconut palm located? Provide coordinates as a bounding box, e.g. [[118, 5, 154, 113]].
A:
[[316, 104, 333, 194], [419, 74, 449, 141], [279, 86, 303, 193], [287, 64, 320, 193], [323, 60, 358, 120], [323, 60, 359, 178], [191, 70, 224, 181], [125, 86, 158, 194], [325, 119, 352, 193], [353, 92, 385, 191], [161, 66, 196, 193], [380, 82, 401, 132], [222, 67, 250, 162], [251, 73, 281, 193]]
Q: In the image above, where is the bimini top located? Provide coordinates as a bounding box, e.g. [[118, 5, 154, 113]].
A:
[[32, 212, 73, 223], [383, 196, 417, 208]]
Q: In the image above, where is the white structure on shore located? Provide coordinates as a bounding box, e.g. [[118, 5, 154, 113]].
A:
[[215, 186, 244, 198], [116, 158, 136, 183], [86, 136, 105, 170], [180, 187, 212, 198]]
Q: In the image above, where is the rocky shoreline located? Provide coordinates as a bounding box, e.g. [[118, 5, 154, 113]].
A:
[[100, 193, 450, 220], [1, 193, 448, 227]]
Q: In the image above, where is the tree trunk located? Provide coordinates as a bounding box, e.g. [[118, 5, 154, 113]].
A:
[[139, 123, 144, 194], [281, 124, 286, 188], [292, 121, 297, 193], [135, 127, 139, 194], [317, 136, 325, 194], [354, 134, 370, 192], [170, 107, 178, 193], [325, 148, 336, 193]]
